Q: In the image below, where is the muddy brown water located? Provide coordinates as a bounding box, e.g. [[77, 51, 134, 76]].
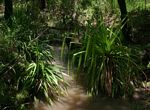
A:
[[34, 77, 131, 110], [33, 46, 148, 110]]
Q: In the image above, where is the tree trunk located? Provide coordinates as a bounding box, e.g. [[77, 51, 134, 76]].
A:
[[117, 0, 130, 43], [4, 0, 13, 26], [105, 57, 113, 97], [39, 0, 46, 10]]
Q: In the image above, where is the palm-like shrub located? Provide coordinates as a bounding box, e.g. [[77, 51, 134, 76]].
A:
[[0, 4, 66, 109], [0, 31, 66, 109], [21, 41, 65, 103], [73, 22, 140, 97]]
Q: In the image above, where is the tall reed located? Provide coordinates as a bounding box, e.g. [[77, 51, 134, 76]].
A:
[[73, 20, 141, 98]]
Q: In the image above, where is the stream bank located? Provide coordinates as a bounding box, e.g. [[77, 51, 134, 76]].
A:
[[33, 46, 150, 110]]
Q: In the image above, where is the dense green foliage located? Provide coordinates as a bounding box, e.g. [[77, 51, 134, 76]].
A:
[[72, 20, 142, 97], [0, 2, 66, 109], [62, 0, 150, 98], [0, 0, 150, 109]]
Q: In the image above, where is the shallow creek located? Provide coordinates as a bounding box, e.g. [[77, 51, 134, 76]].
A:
[[33, 46, 149, 110]]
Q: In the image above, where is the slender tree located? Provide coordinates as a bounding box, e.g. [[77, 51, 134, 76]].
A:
[[4, 0, 13, 26], [117, 0, 130, 42], [4, 0, 13, 20], [39, 0, 46, 10]]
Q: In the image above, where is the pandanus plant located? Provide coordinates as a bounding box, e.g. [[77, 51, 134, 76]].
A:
[[73, 21, 140, 97]]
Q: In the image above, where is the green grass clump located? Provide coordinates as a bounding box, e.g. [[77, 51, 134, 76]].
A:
[[0, 3, 66, 110], [72, 19, 141, 98]]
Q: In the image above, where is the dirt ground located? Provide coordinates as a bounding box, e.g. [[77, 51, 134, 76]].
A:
[[33, 46, 150, 110]]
